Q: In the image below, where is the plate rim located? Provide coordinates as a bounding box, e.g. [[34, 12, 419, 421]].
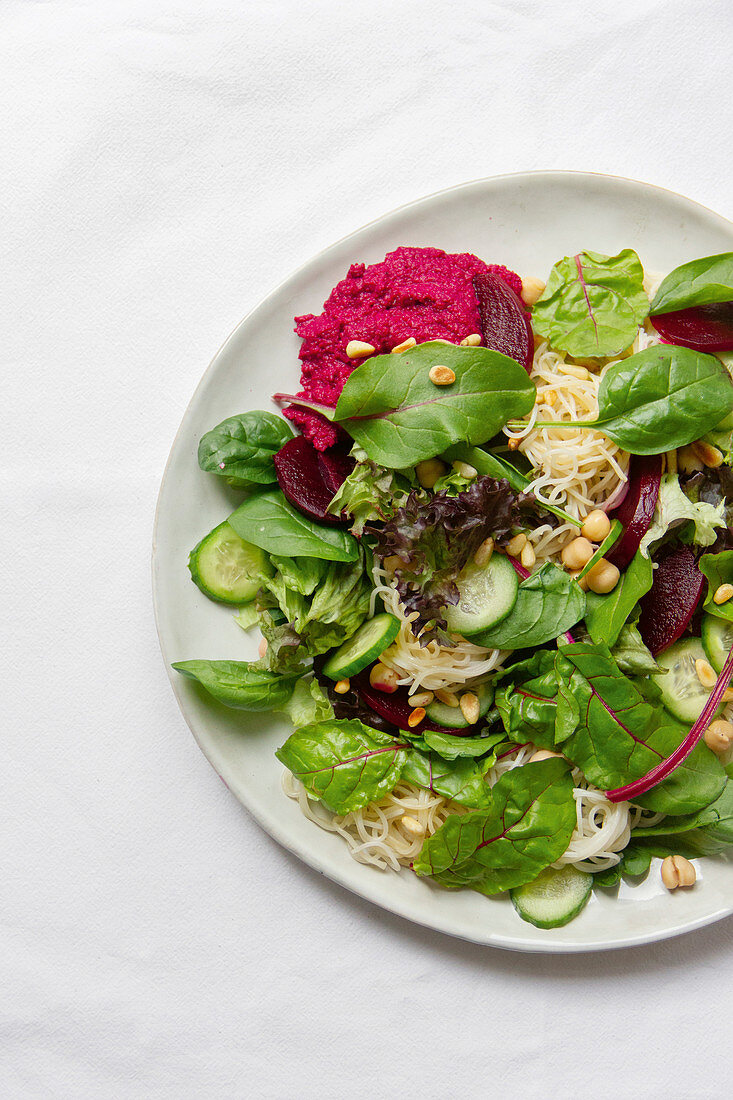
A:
[[152, 170, 733, 953]]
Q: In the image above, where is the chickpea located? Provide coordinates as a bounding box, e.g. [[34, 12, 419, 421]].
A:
[[585, 558, 620, 594], [704, 719, 733, 755], [415, 457, 447, 489], [581, 509, 612, 542], [369, 663, 399, 693], [561, 536, 595, 571], [660, 855, 696, 890]]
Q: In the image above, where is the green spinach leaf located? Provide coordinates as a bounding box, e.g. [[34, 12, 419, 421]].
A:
[[699, 550, 733, 623], [584, 550, 653, 647], [640, 780, 733, 855], [414, 758, 576, 895], [473, 563, 586, 649], [532, 249, 649, 358], [172, 660, 299, 710], [198, 411, 293, 488], [401, 749, 494, 808], [589, 346, 733, 454], [228, 489, 359, 562], [276, 719, 407, 814], [333, 342, 535, 468], [651, 252, 733, 315]]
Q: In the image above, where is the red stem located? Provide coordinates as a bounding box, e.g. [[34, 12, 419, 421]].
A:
[[509, 557, 530, 580], [606, 645, 733, 803]]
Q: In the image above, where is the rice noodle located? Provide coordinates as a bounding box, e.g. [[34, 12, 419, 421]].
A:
[[371, 562, 506, 693]]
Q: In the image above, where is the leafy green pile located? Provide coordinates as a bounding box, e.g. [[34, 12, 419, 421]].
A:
[[367, 475, 538, 639]]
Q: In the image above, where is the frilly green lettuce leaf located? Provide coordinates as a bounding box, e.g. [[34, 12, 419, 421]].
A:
[[639, 473, 725, 557]]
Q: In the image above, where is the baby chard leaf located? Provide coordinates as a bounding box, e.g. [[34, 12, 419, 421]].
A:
[[333, 342, 535, 468], [276, 719, 407, 814], [414, 758, 576, 895], [401, 748, 494, 808], [532, 249, 649, 358], [554, 643, 726, 814]]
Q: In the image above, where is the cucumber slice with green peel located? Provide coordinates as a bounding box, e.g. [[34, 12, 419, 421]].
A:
[[511, 865, 593, 929], [702, 613, 733, 673], [443, 553, 518, 638], [426, 683, 494, 728], [321, 613, 401, 680], [655, 636, 722, 724], [188, 521, 270, 605]]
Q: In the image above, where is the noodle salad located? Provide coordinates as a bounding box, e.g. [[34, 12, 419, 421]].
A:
[[174, 246, 733, 929]]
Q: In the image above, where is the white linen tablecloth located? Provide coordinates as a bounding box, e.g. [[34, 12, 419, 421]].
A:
[[4, 1, 732, 1096]]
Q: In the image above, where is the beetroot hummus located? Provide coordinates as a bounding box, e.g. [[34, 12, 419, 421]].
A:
[[285, 246, 522, 449]]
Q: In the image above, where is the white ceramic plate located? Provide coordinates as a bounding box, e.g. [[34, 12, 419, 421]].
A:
[[153, 171, 733, 952]]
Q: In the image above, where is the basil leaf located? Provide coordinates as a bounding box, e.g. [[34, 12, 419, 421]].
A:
[[198, 411, 293, 488], [584, 550, 653, 646], [414, 759, 576, 895], [473, 563, 586, 649], [699, 550, 733, 623], [401, 749, 493, 808], [495, 651, 560, 750], [590, 345, 733, 454], [172, 660, 299, 710], [651, 252, 733, 315], [421, 729, 505, 761], [276, 719, 407, 814], [532, 249, 649, 358], [555, 644, 726, 814], [228, 490, 359, 562], [333, 342, 535, 468]]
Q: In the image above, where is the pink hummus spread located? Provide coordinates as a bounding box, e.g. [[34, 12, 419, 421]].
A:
[[285, 246, 522, 449]]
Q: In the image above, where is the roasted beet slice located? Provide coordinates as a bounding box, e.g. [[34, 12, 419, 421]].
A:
[[473, 273, 534, 373], [637, 546, 704, 655], [352, 673, 460, 735], [273, 435, 346, 525], [318, 447, 355, 494], [607, 455, 663, 571], [651, 302, 733, 352]]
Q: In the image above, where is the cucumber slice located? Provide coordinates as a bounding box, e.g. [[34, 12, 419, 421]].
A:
[[321, 613, 400, 680], [511, 865, 592, 929], [655, 636, 721, 724], [443, 553, 518, 638], [426, 683, 494, 728], [188, 521, 270, 605], [702, 613, 733, 673]]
